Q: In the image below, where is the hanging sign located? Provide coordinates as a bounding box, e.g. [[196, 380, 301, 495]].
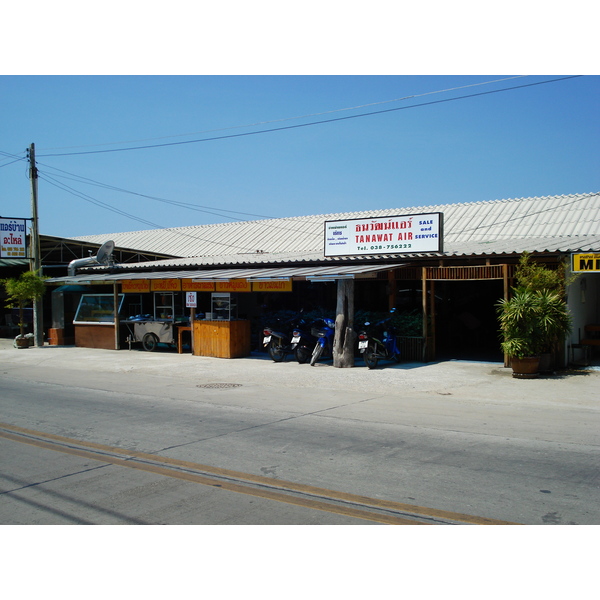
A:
[[151, 279, 181, 291], [182, 280, 215, 291], [0, 218, 28, 258], [252, 280, 293, 292], [572, 253, 600, 273], [122, 279, 151, 293], [216, 279, 251, 292], [324, 212, 443, 257], [186, 292, 197, 307]]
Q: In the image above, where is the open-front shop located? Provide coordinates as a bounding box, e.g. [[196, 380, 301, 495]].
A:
[[46, 264, 407, 358]]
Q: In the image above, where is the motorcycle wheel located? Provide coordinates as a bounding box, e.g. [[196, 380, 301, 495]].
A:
[[295, 345, 312, 364], [310, 343, 323, 366], [142, 332, 159, 352], [363, 343, 379, 369], [268, 341, 286, 362]]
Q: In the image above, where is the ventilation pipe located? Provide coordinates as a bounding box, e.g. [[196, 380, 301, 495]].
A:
[[68, 240, 115, 276]]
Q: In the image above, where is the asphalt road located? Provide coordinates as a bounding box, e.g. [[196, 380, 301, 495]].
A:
[[1, 340, 599, 526]]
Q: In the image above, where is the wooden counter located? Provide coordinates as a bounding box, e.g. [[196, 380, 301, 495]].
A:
[[193, 320, 251, 358]]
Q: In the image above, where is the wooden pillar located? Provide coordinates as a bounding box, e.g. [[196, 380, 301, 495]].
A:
[[388, 269, 396, 311], [422, 267, 428, 360], [333, 278, 355, 368], [429, 279, 436, 359], [113, 282, 120, 350]]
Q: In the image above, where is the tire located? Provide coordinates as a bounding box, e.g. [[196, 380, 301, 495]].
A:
[[142, 332, 159, 352], [295, 345, 312, 364], [268, 340, 286, 362], [310, 343, 323, 366], [364, 342, 379, 369]]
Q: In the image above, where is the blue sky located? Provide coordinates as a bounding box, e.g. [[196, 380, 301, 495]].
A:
[[2, 74, 598, 238]]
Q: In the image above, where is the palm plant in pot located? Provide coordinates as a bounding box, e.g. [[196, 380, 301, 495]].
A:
[[496, 287, 572, 378], [1, 270, 47, 348]]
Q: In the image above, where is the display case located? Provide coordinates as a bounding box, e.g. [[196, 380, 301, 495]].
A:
[[211, 293, 237, 321], [74, 294, 124, 324]]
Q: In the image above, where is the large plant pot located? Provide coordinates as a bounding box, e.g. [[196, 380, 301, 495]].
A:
[[510, 356, 540, 378], [14, 336, 31, 349]]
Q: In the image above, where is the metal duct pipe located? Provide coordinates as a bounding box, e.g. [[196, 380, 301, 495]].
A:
[[68, 255, 100, 276], [67, 240, 115, 277]]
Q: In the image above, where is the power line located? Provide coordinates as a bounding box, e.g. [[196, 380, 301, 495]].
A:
[[37, 172, 270, 253], [38, 76, 582, 158], [35, 161, 276, 221], [40, 75, 529, 151]]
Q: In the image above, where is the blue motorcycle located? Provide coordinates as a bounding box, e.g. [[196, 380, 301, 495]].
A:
[[309, 318, 336, 366], [357, 309, 401, 369]]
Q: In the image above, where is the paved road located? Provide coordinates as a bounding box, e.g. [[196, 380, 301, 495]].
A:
[[1, 340, 599, 525]]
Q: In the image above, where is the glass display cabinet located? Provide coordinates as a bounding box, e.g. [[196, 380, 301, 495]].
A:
[[211, 293, 237, 321]]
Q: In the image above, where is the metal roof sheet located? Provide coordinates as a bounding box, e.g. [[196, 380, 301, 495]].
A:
[[68, 192, 600, 265], [45, 263, 405, 285]]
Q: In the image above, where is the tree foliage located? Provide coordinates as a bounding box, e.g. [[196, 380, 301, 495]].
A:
[[2, 270, 47, 337]]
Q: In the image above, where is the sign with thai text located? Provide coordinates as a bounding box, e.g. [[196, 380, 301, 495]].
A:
[[182, 280, 215, 292], [151, 279, 181, 291], [251, 280, 293, 292], [0, 218, 28, 258], [572, 253, 600, 273], [186, 292, 197, 308], [216, 279, 251, 292], [324, 213, 443, 257], [122, 279, 151, 293]]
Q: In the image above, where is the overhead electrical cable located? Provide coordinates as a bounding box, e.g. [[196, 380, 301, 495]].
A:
[[40, 75, 529, 151], [38, 172, 270, 253], [35, 161, 276, 221], [37, 76, 582, 158]]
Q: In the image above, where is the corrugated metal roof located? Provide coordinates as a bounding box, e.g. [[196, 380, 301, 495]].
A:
[[46, 263, 405, 285], [69, 192, 600, 265]]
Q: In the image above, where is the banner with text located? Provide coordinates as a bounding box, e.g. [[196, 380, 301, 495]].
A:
[[0, 218, 28, 258], [324, 212, 443, 257], [572, 253, 600, 273]]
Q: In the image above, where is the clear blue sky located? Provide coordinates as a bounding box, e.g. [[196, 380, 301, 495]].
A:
[[1, 74, 598, 238]]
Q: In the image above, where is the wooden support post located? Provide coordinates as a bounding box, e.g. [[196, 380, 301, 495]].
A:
[[113, 282, 120, 350], [422, 267, 428, 360], [333, 278, 355, 368]]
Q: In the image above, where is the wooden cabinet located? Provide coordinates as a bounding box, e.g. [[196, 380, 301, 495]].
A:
[[193, 320, 251, 358]]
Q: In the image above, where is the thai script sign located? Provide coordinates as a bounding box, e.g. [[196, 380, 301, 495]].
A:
[[182, 280, 215, 292], [324, 212, 443, 257], [216, 279, 251, 293], [572, 253, 600, 273], [151, 279, 181, 291], [251, 280, 292, 292], [122, 279, 151, 293], [0, 218, 28, 258]]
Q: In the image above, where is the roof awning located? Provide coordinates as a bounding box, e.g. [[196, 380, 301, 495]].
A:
[[45, 263, 406, 285]]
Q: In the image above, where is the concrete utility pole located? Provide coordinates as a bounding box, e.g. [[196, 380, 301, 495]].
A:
[[28, 143, 44, 347]]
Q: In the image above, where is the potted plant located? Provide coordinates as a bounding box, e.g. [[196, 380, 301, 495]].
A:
[[1, 270, 47, 348], [496, 288, 572, 378]]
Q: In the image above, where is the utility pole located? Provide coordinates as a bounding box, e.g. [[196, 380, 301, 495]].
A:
[[28, 143, 44, 347]]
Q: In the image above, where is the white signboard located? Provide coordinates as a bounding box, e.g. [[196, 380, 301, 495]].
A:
[[324, 212, 443, 257], [0, 218, 28, 258], [186, 291, 197, 308]]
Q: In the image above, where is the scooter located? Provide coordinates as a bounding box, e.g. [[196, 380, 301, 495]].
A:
[[309, 317, 336, 366], [291, 322, 318, 364], [357, 309, 401, 369], [262, 312, 308, 362]]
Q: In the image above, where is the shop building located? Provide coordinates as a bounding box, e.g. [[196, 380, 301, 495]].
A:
[[42, 193, 600, 364]]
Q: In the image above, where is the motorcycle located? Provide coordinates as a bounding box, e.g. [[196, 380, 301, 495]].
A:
[[309, 317, 336, 366], [357, 309, 401, 369], [262, 312, 309, 362], [291, 322, 318, 364]]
